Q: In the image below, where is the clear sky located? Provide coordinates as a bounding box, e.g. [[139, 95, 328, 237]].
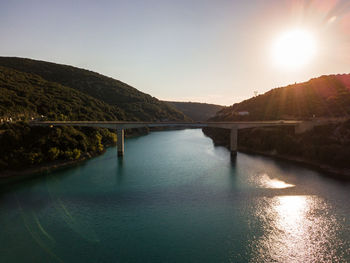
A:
[[1, 0, 350, 105]]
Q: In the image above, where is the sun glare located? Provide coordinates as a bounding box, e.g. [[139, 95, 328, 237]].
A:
[[272, 29, 316, 70]]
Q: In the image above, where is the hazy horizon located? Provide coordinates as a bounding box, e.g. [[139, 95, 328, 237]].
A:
[[2, 0, 350, 105]]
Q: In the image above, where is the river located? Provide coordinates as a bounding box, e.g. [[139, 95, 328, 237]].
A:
[[0, 129, 349, 262]]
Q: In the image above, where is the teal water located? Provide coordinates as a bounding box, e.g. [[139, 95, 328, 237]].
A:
[[1, 129, 349, 262]]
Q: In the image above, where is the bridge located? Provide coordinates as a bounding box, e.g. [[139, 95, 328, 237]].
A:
[[30, 120, 314, 157]]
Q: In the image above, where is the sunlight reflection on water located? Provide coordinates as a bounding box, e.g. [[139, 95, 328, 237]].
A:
[[259, 173, 295, 189], [249, 195, 348, 263]]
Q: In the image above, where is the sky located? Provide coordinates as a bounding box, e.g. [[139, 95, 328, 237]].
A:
[[1, 0, 350, 105]]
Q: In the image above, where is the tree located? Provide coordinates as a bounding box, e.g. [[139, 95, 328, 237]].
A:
[[48, 147, 60, 161]]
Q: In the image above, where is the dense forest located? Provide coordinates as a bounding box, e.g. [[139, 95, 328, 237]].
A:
[[211, 74, 350, 121], [0, 122, 116, 171], [0, 57, 189, 175], [165, 101, 224, 121]]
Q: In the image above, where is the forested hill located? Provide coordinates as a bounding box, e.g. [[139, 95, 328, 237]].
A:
[[211, 74, 350, 121], [164, 101, 224, 121], [0, 57, 187, 121], [0, 59, 188, 174], [0, 66, 127, 121]]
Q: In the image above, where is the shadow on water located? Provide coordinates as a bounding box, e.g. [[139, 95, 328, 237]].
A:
[[0, 170, 66, 196], [0, 169, 76, 212], [0, 146, 121, 197], [116, 157, 124, 185], [230, 153, 237, 166]]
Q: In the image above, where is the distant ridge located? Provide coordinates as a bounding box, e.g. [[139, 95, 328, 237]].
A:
[[164, 101, 224, 121], [211, 74, 350, 121]]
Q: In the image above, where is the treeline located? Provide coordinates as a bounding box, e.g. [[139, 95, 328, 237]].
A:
[[212, 74, 350, 121], [0, 122, 116, 171]]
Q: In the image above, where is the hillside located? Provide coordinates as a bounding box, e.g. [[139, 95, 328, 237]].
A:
[[0, 66, 125, 121], [0, 57, 187, 121], [0, 58, 187, 175], [165, 101, 224, 121], [0, 66, 120, 173], [205, 73, 350, 178], [211, 74, 350, 121]]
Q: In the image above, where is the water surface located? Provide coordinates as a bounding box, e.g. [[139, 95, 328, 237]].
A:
[[1, 129, 349, 262]]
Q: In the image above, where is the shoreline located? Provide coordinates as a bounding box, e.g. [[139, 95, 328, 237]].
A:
[[0, 128, 187, 185], [238, 146, 350, 181], [0, 130, 150, 185], [202, 127, 350, 182], [0, 154, 95, 185]]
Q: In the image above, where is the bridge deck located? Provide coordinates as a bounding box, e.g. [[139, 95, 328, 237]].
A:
[[30, 120, 302, 130]]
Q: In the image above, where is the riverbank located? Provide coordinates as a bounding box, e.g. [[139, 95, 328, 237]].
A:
[[0, 151, 104, 185], [238, 147, 350, 181], [0, 127, 192, 185], [202, 126, 350, 181], [0, 121, 150, 185]]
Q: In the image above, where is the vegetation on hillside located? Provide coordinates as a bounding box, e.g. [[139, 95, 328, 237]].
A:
[[211, 74, 350, 121], [0, 57, 189, 174], [238, 122, 350, 169], [0, 66, 120, 172], [0, 122, 116, 171], [0, 66, 125, 121], [0, 57, 188, 121], [165, 101, 224, 121], [204, 73, 350, 177]]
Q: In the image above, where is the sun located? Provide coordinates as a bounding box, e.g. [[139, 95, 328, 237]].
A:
[[272, 29, 316, 70]]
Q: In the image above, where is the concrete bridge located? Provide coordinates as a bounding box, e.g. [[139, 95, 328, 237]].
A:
[[30, 120, 310, 157]]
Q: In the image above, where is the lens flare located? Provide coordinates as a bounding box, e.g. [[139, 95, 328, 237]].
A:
[[272, 29, 317, 70]]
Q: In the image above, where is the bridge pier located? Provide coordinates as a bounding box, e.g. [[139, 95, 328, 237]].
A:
[[230, 128, 238, 156], [117, 128, 124, 157]]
